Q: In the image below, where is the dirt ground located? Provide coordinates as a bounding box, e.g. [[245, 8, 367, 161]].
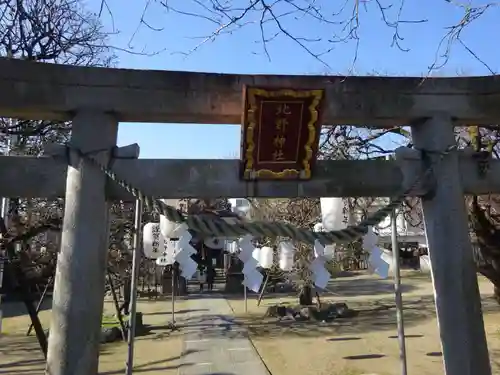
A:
[[1, 272, 499, 375], [0, 298, 187, 374], [226, 271, 500, 375]]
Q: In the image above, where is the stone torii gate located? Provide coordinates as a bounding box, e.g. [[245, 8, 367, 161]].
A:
[[0, 58, 499, 375]]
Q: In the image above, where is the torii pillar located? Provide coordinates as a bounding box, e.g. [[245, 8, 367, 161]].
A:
[[46, 112, 118, 375], [411, 113, 491, 375]]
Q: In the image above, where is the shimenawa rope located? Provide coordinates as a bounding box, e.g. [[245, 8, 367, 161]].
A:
[[64, 145, 455, 245]]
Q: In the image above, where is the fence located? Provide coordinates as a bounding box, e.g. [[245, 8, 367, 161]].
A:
[[333, 251, 370, 271]]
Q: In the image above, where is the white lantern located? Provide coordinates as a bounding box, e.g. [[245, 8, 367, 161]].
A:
[[156, 247, 176, 267], [156, 240, 177, 266], [318, 197, 352, 267], [278, 241, 295, 271], [160, 214, 184, 239], [320, 198, 346, 232], [143, 222, 163, 259], [260, 246, 273, 269], [163, 239, 177, 265]]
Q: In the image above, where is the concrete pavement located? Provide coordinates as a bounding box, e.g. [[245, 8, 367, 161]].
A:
[[178, 294, 269, 375]]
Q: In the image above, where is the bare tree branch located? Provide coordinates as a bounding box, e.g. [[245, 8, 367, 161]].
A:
[[95, 0, 497, 73]]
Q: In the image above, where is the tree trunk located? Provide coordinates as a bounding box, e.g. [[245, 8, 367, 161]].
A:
[[299, 285, 313, 306]]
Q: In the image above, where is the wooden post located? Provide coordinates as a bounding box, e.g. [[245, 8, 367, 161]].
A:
[[26, 276, 53, 336], [126, 199, 143, 375], [244, 280, 248, 313], [391, 209, 407, 375], [410, 113, 491, 375], [106, 270, 126, 341], [46, 112, 118, 375], [256, 273, 270, 307]]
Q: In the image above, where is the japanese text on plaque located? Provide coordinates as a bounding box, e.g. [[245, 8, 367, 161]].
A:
[[272, 103, 292, 161]]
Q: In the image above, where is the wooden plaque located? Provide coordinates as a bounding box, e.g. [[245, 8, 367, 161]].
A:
[[240, 86, 325, 180]]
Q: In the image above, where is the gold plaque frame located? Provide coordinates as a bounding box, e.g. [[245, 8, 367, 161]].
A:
[[242, 87, 324, 180]]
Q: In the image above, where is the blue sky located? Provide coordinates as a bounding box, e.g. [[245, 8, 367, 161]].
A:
[[86, 0, 499, 159]]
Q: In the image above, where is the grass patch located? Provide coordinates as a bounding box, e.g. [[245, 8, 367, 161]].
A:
[[402, 271, 431, 279], [101, 314, 129, 328]]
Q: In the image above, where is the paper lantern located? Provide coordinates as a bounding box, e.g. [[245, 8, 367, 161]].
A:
[[320, 198, 346, 232], [160, 214, 184, 239], [279, 241, 295, 271], [156, 251, 175, 266], [143, 222, 163, 259], [260, 246, 274, 269], [164, 239, 178, 265]]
